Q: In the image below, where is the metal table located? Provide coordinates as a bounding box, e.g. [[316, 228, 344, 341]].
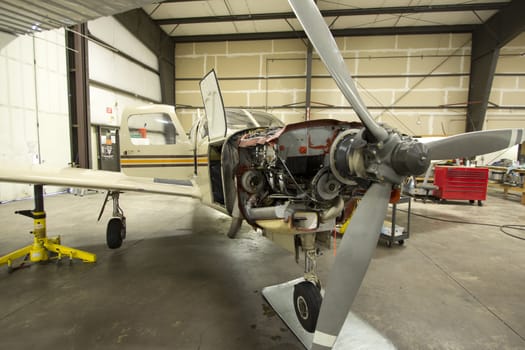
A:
[[380, 196, 411, 247]]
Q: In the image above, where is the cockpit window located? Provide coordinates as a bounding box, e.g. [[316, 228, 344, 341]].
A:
[[225, 109, 284, 133], [249, 110, 285, 128], [193, 109, 283, 142], [128, 113, 177, 145]]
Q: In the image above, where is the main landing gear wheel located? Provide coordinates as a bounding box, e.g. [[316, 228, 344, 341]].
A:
[[293, 281, 322, 333], [99, 191, 127, 249], [106, 218, 125, 249]]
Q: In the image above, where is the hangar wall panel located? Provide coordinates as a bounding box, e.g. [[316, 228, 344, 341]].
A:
[[88, 42, 161, 104], [0, 32, 16, 49], [87, 17, 162, 169], [0, 29, 69, 201], [88, 16, 158, 71], [488, 32, 525, 130], [175, 32, 525, 136], [87, 17, 162, 125]]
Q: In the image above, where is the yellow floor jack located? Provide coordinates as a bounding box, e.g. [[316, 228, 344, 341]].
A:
[[0, 184, 96, 273]]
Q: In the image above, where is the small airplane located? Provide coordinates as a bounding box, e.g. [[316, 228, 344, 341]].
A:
[[1, 0, 524, 349]]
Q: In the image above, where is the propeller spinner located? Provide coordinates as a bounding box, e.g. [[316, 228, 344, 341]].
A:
[[288, 0, 525, 349]]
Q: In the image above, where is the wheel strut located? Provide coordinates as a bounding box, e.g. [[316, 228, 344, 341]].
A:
[[99, 191, 126, 249], [300, 233, 321, 287], [292, 233, 323, 332]]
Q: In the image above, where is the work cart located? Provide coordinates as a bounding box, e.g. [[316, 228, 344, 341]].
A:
[[433, 166, 489, 206]]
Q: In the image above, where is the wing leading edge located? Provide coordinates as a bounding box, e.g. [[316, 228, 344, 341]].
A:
[[0, 164, 201, 199]]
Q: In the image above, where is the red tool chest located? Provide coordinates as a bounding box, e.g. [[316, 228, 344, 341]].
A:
[[433, 166, 489, 203]]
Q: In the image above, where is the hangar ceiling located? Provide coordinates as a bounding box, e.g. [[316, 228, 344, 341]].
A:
[[144, 0, 513, 42], [0, 0, 158, 35], [0, 1, 516, 42]]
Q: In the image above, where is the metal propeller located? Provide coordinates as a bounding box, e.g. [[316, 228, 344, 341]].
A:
[[288, 0, 388, 143], [312, 182, 391, 349], [426, 129, 525, 160], [288, 0, 525, 349]]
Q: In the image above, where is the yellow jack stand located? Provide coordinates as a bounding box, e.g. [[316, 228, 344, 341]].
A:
[[0, 185, 96, 272]]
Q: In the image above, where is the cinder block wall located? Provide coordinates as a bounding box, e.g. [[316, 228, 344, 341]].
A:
[[174, 32, 525, 136], [489, 34, 525, 130]]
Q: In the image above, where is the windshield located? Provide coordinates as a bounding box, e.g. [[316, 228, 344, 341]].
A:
[[225, 109, 284, 132], [191, 108, 284, 142]]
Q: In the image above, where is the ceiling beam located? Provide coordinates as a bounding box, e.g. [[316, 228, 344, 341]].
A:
[[155, 2, 506, 26], [172, 24, 476, 43], [466, 0, 525, 132]]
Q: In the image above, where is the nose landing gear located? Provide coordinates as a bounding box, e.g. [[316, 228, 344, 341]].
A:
[[293, 233, 323, 333]]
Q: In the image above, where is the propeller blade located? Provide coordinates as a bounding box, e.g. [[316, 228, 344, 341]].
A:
[[312, 182, 391, 350], [427, 128, 525, 160], [288, 0, 388, 142]]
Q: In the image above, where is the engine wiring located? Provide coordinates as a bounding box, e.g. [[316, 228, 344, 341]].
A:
[[276, 155, 318, 203], [398, 208, 525, 241]]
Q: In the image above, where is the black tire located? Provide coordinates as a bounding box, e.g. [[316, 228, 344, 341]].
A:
[[478, 200, 483, 207], [106, 218, 123, 249], [293, 281, 322, 333], [398, 239, 405, 246], [469, 200, 475, 205]]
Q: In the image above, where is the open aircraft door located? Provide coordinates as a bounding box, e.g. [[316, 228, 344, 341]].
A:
[[198, 70, 230, 210], [200, 70, 227, 144]]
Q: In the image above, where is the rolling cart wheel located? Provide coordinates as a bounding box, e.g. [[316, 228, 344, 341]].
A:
[[478, 200, 483, 206], [398, 240, 405, 246], [469, 200, 475, 205]]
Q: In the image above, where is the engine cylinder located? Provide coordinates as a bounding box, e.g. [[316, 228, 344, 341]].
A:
[[240, 170, 266, 194]]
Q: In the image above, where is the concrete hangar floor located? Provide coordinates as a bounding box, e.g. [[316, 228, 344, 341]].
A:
[[0, 188, 523, 350]]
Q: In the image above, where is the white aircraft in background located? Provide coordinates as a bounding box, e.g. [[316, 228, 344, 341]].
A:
[[1, 0, 524, 349]]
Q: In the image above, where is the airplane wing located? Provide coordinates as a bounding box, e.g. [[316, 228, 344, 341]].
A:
[[0, 164, 201, 199]]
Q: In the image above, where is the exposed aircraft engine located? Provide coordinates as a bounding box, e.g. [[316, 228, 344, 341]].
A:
[[234, 120, 364, 233]]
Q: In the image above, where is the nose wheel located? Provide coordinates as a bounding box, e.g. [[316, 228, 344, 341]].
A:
[[293, 280, 322, 333], [293, 233, 324, 332]]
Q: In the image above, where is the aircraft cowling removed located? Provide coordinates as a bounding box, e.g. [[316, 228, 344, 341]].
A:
[[287, 0, 525, 349], [0, 1, 523, 347]]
